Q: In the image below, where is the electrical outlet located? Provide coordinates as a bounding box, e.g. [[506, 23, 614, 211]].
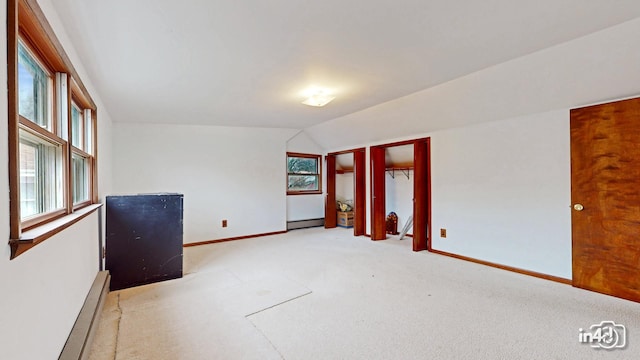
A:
[[440, 228, 447, 238], [222, 219, 227, 228]]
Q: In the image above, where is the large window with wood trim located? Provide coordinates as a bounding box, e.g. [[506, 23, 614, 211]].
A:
[[8, 0, 99, 258], [286, 152, 322, 195], [17, 40, 62, 221]]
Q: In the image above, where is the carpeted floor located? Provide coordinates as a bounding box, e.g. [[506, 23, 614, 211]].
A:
[[89, 227, 639, 359]]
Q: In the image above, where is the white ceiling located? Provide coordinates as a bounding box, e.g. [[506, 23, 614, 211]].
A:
[[52, 0, 640, 129]]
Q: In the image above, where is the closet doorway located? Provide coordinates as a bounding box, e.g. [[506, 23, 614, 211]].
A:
[[325, 148, 366, 236], [371, 138, 430, 251]]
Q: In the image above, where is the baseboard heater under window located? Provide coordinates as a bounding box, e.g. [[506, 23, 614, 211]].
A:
[[287, 218, 325, 230], [59, 270, 110, 360]]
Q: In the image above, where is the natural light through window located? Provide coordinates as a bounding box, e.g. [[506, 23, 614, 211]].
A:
[[72, 153, 89, 204], [71, 102, 83, 148], [287, 153, 322, 195], [18, 129, 63, 219], [18, 41, 50, 129], [8, 0, 100, 259]]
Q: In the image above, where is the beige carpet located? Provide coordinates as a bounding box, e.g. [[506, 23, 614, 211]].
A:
[[89, 227, 639, 359]]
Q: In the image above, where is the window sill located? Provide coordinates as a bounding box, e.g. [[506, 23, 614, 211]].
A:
[[287, 191, 322, 196], [9, 203, 103, 259]]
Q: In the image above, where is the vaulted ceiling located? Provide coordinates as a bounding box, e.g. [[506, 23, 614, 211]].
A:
[[52, 0, 640, 129]]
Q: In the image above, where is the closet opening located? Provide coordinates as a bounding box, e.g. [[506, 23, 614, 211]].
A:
[[325, 148, 366, 236], [370, 138, 430, 251]]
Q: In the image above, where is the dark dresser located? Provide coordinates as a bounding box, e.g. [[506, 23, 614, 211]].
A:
[[105, 193, 183, 290]]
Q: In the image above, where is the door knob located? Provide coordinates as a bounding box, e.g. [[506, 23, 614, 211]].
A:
[[573, 204, 584, 211]]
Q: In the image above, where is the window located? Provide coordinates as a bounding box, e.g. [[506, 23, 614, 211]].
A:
[[287, 152, 322, 195], [18, 41, 51, 129], [70, 97, 94, 206], [19, 129, 64, 218], [72, 153, 89, 204], [71, 102, 83, 148], [16, 39, 67, 227], [8, 0, 99, 258]]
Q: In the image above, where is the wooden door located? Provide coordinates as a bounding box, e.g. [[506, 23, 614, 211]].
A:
[[413, 139, 430, 251], [571, 97, 640, 302], [353, 150, 366, 236], [325, 154, 337, 228], [370, 146, 386, 240]]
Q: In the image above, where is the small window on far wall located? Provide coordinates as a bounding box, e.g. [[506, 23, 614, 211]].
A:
[[287, 152, 322, 195]]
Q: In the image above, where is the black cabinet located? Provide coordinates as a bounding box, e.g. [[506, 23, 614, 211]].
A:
[[106, 193, 183, 290]]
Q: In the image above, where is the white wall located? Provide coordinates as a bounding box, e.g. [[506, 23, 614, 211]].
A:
[[430, 111, 571, 277], [113, 123, 297, 243], [385, 170, 413, 235], [330, 111, 572, 279], [0, 1, 114, 359], [0, 214, 101, 360], [286, 131, 325, 221], [310, 19, 640, 279], [336, 173, 354, 203]]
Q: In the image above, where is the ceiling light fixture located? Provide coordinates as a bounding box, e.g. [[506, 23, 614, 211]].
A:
[[301, 89, 335, 107]]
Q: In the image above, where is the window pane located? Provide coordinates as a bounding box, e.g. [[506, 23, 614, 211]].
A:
[[72, 153, 89, 204], [19, 130, 63, 219], [18, 42, 49, 128], [71, 104, 83, 149], [287, 157, 318, 174], [19, 142, 37, 217], [288, 175, 319, 191]]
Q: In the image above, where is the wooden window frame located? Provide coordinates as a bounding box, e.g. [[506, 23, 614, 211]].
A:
[[286, 152, 322, 195], [8, 0, 100, 259], [70, 84, 95, 209], [16, 37, 66, 229]]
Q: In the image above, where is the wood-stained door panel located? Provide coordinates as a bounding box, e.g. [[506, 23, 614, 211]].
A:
[[353, 149, 366, 236], [370, 146, 386, 240], [413, 139, 430, 251], [325, 154, 337, 228], [571, 97, 640, 302]]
